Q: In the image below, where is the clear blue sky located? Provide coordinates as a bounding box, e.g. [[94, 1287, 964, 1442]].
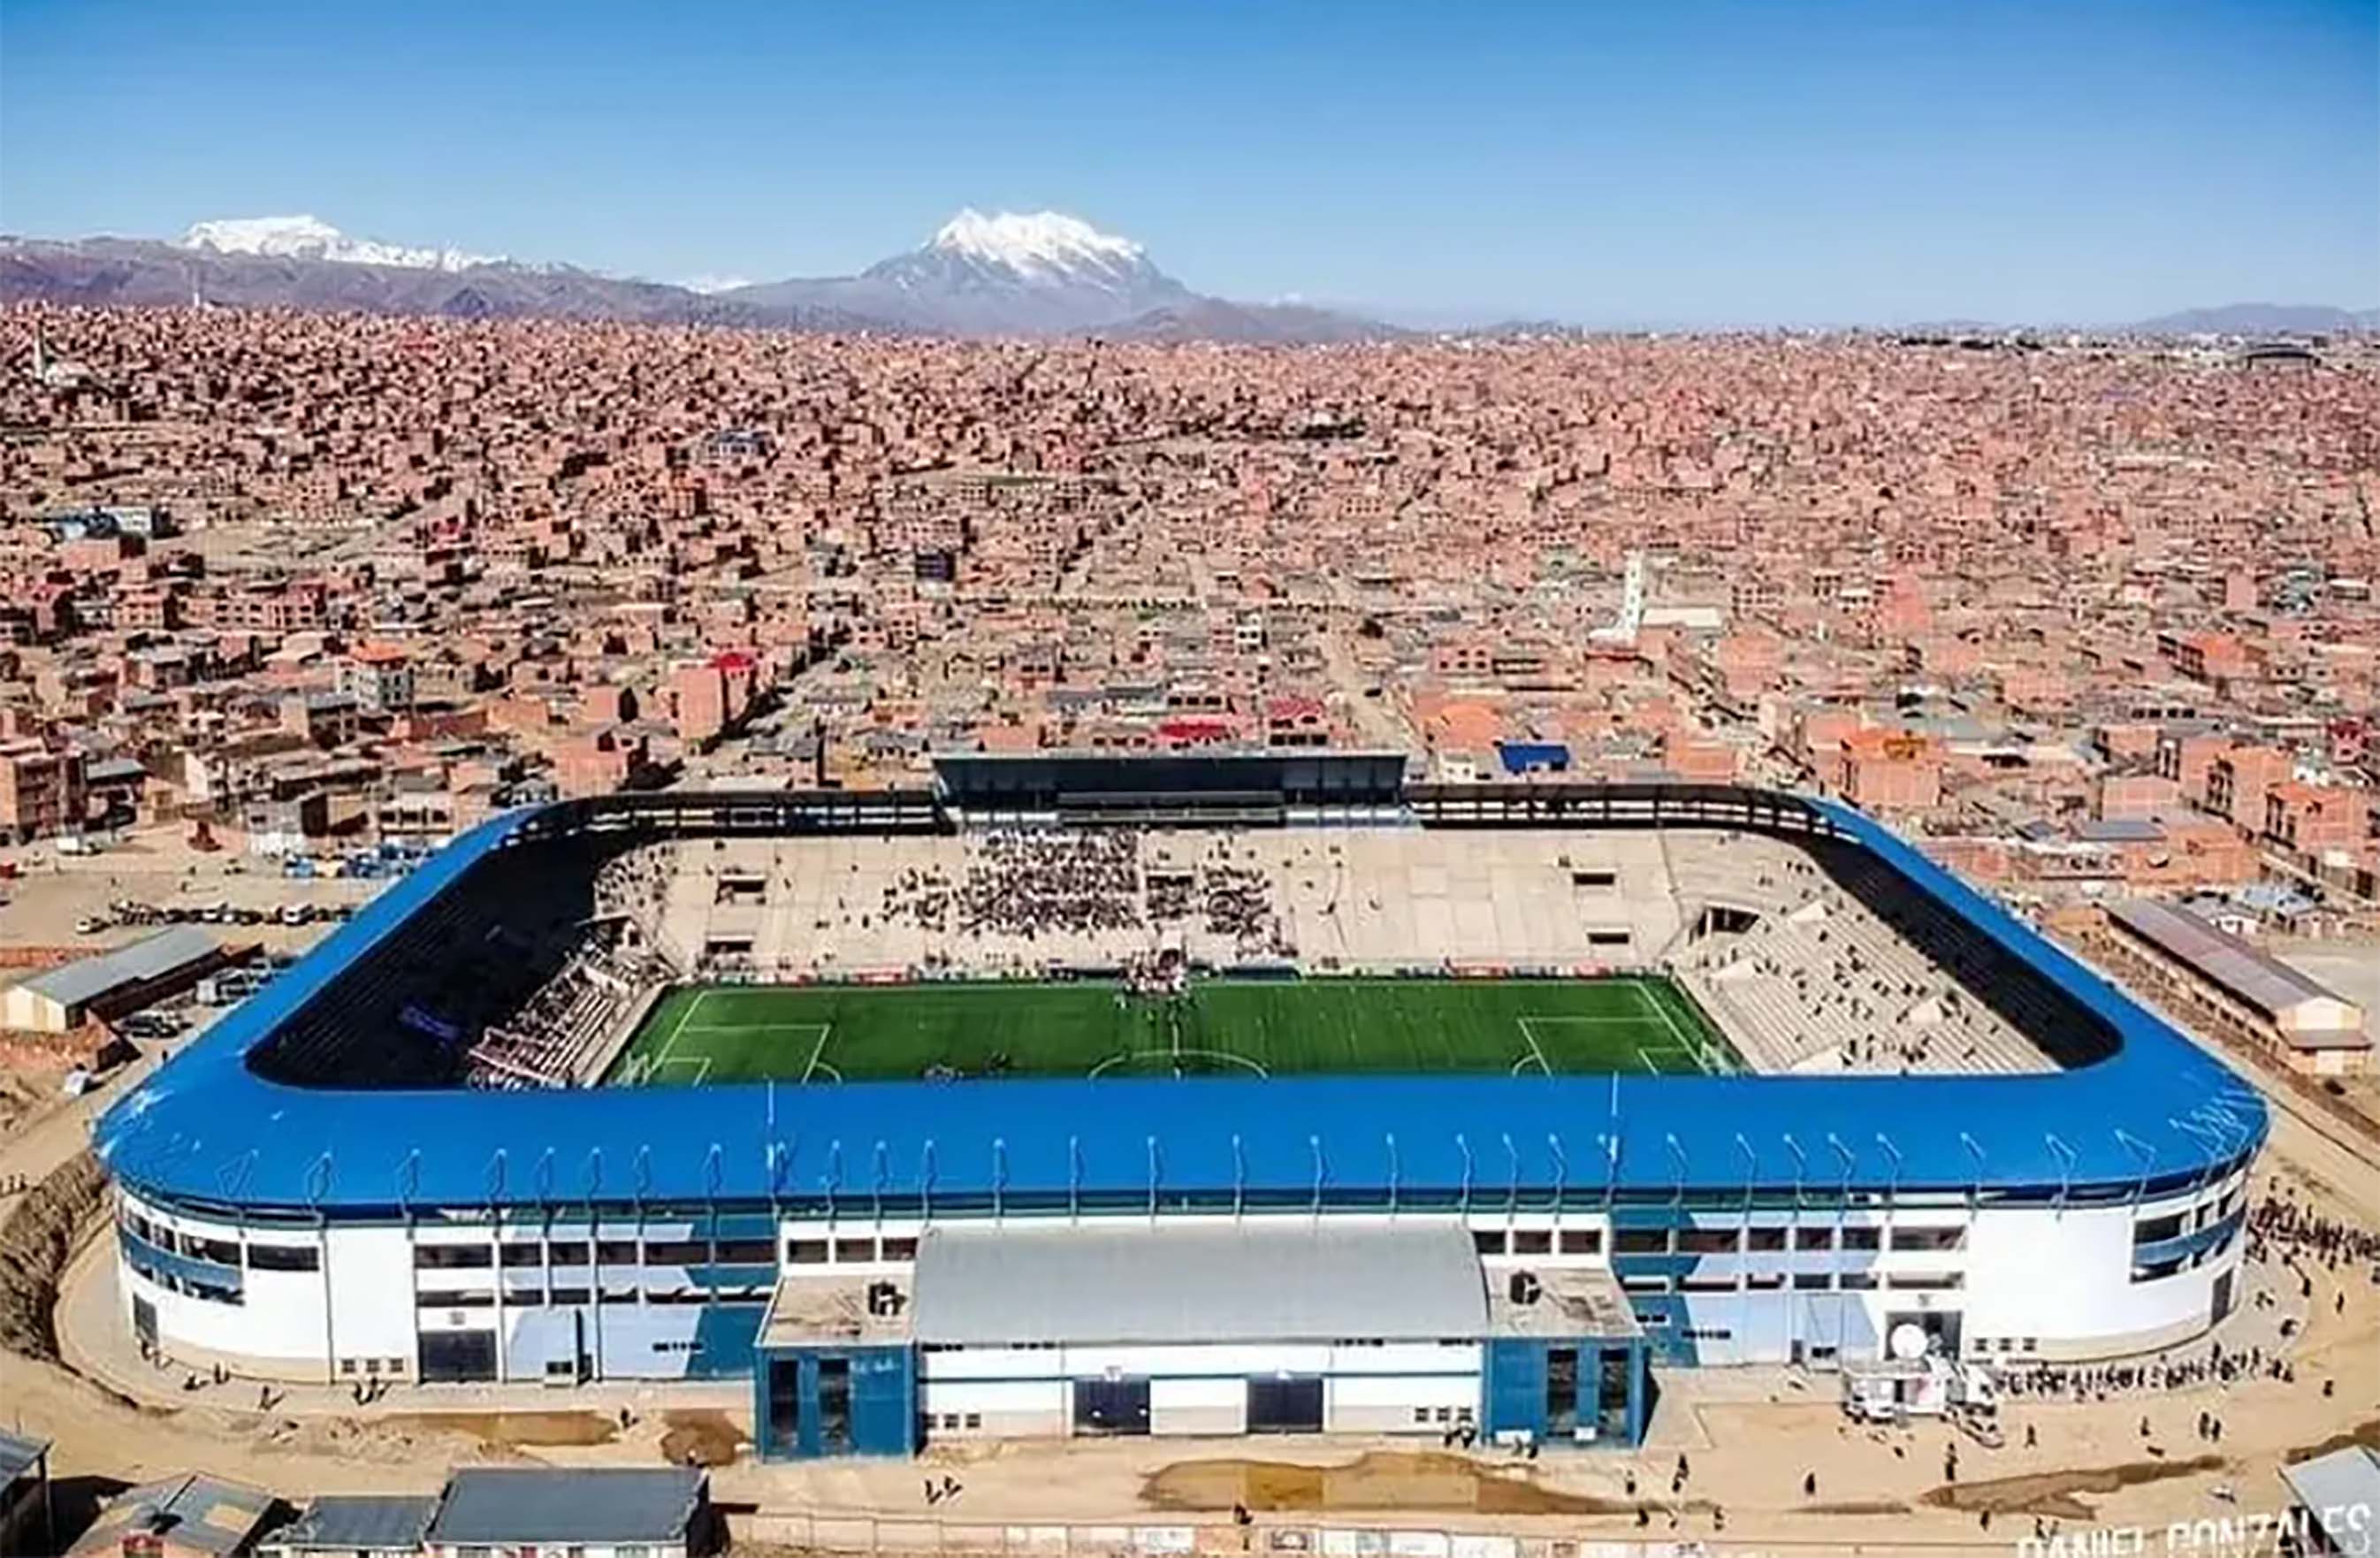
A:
[[3, 0, 2373, 325]]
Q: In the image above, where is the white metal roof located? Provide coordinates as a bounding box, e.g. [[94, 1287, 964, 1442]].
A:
[[911, 1218, 1488, 1345]]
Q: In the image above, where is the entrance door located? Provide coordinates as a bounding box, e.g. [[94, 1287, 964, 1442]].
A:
[[1246, 1376, 1324, 1433], [132, 1294, 157, 1352], [1073, 1377, 1152, 1435], [1545, 1348, 1581, 1437], [818, 1357, 852, 1455], [418, 1329, 497, 1382], [766, 1359, 803, 1455]]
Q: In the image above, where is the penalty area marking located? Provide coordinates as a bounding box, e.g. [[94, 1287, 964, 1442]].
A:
[[645, 1054, 713, 1084], [1631, 979, 1721, 1074], [794, 1023, 836, 1085], [1088, 1047, 1270, 1080], [1513, 1013, 1649, 1075]]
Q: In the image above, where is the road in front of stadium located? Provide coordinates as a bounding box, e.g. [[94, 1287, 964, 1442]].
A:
[[5, 1052, 2369, 1555]]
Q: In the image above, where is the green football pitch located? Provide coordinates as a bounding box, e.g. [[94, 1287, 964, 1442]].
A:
[[606, 976, 1735, 1086]]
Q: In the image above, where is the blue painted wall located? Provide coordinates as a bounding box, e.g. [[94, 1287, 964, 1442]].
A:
[[1480, 1337, 1648, 1447], [753, 1344, 918, 1459]]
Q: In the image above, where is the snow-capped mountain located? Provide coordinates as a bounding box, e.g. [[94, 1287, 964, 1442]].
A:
[[181, 215, 502, 273], [7, 206, 1397, 341], [730, 209, 1194, 335]]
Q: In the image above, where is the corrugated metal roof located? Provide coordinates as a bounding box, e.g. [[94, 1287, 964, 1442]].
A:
[[2107, 898, 2340, 1022], [21, 926, 222, 1010], [72, 1475, 276, 1558], [912, 1219, 1487, 1345], [0, 1427, 49, 1482], [427, 1470, 703, 1546], [272, 1495, 439, 1552], [2279, 1447, 2380, 1552], [93, 793, 2268, 1215]]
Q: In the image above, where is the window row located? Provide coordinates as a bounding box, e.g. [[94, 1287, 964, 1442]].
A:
[[121, 1214, 319, 1272], [417, 1287, 771, 1309], [785, 1234, 920, 1265], [1473, 1228, 1601, 1256], [1611, 1224, 1964, 1255], [1621, 1270, 1964, 1295], [122, 1240, 244, 1306], [414, 1237, 778, 1270]]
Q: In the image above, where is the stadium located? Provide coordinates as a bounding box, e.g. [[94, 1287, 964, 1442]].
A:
[[93, 755, 2267, 1460]]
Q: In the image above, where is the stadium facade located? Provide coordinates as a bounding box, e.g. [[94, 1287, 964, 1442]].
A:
[[94, 759, 2267, 1458]]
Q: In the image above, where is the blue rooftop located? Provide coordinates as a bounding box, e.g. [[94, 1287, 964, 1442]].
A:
[[94, 794, 2266, 1216]]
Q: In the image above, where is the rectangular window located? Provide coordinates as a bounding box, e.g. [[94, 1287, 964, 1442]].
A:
[[1841, 1227, 1882, 1251], [834, 1237, 877, 1263], [1678, 1228, 1739, 1255], [595, 1241, 641, 1266], [1796, 1227, 1836, 1250], [416, 1289, 495, 1308], [1887, 1272, 1964, 1291], [2132, 1213, 2185, 1247], [545, 1241, 591, 1265], [180, 1233, 241, 1265], [1619, 1275, 1672, 1294], [1559, 1228, 1602, 1256], [1889, 1226, 1967, 1253], [549, 1287, 591, 1306], [1511, 1229, 1552, 1256], [1744, 1227, 1789, 1253], [414, 1244, 493, 1270], [1791, 1272, 1832, 1291], [1744, 1273, 1785, 1290], [246, 1242, 321, 1272], [788, 1239, 829, 1265], [1839, 1272, 1879, 1291], [1613, 1229, 1670, 1255], [1680, 1277, 1738, 1294], [500, 1243, 545, 1269], [716, 1238, 777, 1264], [880, 1236, 919, 1262], [643, 1241, 710, 1265], [1473, 1230, 1507, 1256]]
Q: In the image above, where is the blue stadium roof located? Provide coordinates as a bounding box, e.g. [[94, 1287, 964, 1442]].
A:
[[95, 796, 2266, 1217]]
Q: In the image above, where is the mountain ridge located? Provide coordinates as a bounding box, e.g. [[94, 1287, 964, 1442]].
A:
[[0, 210, 1391, 344], [4, 213, 2371, 340]]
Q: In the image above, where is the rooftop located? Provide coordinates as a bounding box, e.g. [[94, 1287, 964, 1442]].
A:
[[2107, 897, 2363, 1037], [910, 1218, 1489, 1346], [19, 925, 224, 1010], [425, 1469, 705, 1547], [268, 1496, 439, 1554]]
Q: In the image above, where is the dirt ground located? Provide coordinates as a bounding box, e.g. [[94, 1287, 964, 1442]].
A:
[[0, 823, 375, 951]]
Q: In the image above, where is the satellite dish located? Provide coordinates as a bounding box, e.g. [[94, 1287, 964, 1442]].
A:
[[1889, 1324, 1930, 1361]]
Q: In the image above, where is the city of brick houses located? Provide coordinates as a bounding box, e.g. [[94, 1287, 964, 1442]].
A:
[[1, 309, 2372, 911], [1, 296, 2378, 1557]]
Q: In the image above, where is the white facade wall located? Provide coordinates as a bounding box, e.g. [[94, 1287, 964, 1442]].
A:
[[1150, 1377, 1247, 1436], [115, 1168, 2251, 1384], [1326, 1371, 1481, 1433]]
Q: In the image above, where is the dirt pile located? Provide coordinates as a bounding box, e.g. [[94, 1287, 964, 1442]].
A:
[[0, 1148, 108, 1358]]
